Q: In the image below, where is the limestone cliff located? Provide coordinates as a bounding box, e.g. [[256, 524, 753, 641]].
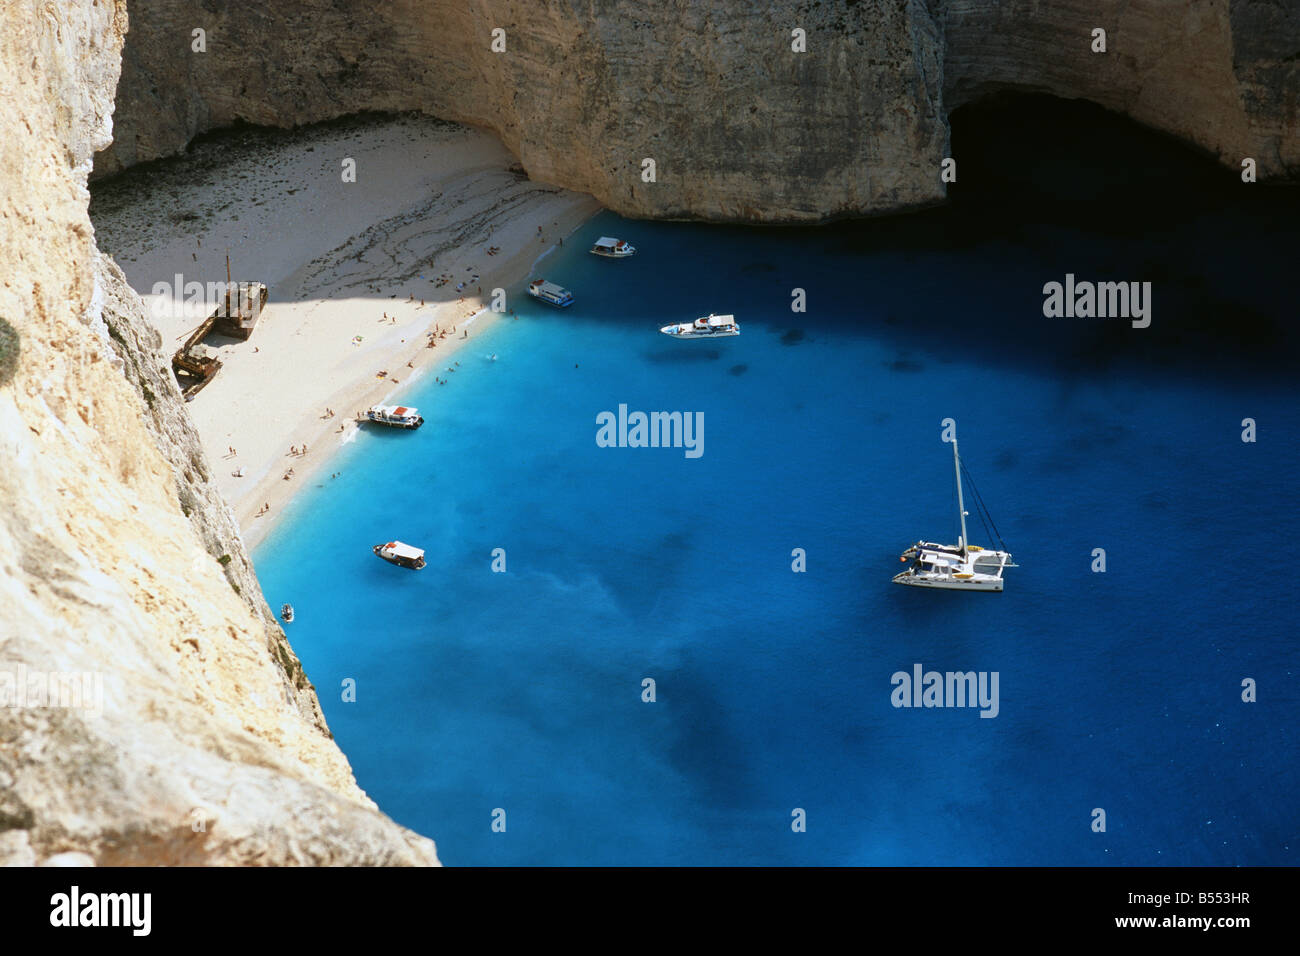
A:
[[942, 0, 1299, 178], [94, 0, 1297, 220], [6, 0, 1297, 868], [95, 0, 952, 219], [1, 0, 437, 866]]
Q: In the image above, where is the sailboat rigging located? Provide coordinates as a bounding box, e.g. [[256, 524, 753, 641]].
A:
[[893, 437, 1017, 592]]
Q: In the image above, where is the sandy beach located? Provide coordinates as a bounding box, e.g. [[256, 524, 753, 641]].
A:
[[92, 115, 601, 549]]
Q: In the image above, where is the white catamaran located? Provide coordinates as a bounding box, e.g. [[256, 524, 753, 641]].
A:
[[893, 437, 1016, 592]]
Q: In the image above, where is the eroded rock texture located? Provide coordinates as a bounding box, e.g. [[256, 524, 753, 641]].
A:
[[95, 0, 1297, 220], [1, 0, 437, 866], [4, 0, 1296, 868]]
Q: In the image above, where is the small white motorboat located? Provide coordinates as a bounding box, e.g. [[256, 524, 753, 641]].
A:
[[364, 404, 423, 429], [527, 279, 574, 307], [373, 540, 427, 570], [590, 236, 636, 258], [280, 603, 295, 623], [660, 313, 740, 338]]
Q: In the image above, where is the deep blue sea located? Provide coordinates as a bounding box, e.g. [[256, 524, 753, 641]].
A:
[[254, 99, 1298, 865]]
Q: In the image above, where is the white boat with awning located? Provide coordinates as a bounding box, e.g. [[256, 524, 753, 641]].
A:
[[590, 236, 636, 258], [527, 279, 574, 307], [893, 436, 1016, 592], [364, 404, 423, 429], [373, 540, 426, 570], [660, 313, 739, 338]]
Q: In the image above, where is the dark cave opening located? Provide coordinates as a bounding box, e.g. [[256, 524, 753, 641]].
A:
[[799, 92, 1299, 379], [944, 91, 1280, 228]]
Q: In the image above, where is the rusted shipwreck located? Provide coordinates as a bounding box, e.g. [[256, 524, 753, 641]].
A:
[[171, 266, 268, 401]]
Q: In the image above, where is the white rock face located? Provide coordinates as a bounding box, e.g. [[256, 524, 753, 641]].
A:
[[942, 0, 1299, 177], [1, 0, 437, 866], [5, 0, 1296, 867], [94, 0, 1297, 219]]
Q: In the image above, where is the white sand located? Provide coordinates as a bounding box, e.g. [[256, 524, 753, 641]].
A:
[[92, 116, 601, 549]]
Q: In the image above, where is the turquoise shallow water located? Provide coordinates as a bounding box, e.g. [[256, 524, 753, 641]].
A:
[[254, 101, 1299, 866]]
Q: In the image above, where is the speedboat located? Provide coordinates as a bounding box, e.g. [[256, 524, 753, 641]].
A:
[[364, 404, 423, 429], [590, 236, 636, 258], [280, 603, 295, 623], [660, 313, 739, 338], [893, 437, 1016, 592], [527, 279, 574, 307], [373, 541, 426, 570]]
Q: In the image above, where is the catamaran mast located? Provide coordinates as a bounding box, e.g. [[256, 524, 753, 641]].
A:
[[953, 437, 969, 553]]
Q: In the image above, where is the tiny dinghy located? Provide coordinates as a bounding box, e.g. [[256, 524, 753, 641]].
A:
[[280, 603, 295, 623], [373, 540, 426, 570]]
